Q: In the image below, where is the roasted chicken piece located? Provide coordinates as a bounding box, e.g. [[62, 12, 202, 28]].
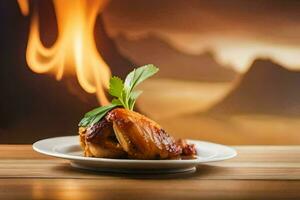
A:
[[79, 118, 126, 158], [106, 108, 183, 159], [79, 108, 196, 159]]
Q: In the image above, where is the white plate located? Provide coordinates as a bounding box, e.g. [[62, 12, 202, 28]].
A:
[[33, 136, 237, 174]]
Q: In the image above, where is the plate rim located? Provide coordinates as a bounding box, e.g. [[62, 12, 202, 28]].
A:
[[33, 135, 237, 164]]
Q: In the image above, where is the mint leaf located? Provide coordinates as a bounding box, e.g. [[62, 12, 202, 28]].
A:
[[109, 64, 158, 110], [128, 90, 143, 110], [109, 76, 124, 98], [124, 64, 159, 94], [79, 64, 159, 126], [78, 104, 117, 127], [111, 98, 123, 106], [123, 64, 158, 110]]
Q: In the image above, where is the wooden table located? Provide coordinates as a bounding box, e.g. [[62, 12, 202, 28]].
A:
[[0, 145, 299, 200]]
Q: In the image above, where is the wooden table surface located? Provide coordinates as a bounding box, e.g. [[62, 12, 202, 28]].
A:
[[0, 145, 299, 200]]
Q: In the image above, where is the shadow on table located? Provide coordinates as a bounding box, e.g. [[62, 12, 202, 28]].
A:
[[53, 164, 221, 180]]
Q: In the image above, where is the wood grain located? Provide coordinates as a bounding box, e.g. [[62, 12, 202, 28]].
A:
[[0, 145, 299, 199], [0, 179, 299, 200]]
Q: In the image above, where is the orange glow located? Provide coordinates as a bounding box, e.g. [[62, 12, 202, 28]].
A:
[[18, 0, 111, 105], [17, 0, 29, 16]]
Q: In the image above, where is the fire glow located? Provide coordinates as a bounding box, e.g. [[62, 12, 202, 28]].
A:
[[17, 0, 111, 105]]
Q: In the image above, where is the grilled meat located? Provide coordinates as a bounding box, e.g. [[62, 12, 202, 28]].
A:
[[79, 118, 126, 158], [106, 108, 182, 159], [79, 108, 196, 159]]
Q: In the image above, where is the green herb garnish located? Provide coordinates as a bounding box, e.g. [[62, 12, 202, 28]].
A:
[[78, 64, 159, 127]]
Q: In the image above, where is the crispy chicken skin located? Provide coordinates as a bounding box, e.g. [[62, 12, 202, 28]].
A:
[[106, 108, 183, 159], [79, 108, 196, 159], [79, 118, 126, 158]]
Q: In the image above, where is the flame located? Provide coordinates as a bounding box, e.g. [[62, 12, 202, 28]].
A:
[[17, 0, 111, 105]]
